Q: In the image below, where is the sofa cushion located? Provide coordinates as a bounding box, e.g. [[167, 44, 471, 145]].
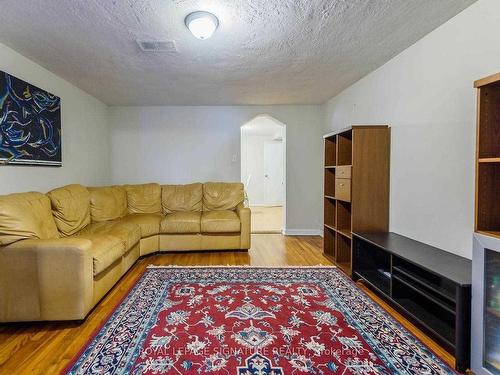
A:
[[161, 183, 202, 213], [124, 183, 161, 214], [88, 186, 128, 222], [160, 212, 201, 234], [201, 210, 241, 233], [77, 221, 140, 252], [47, 184, 91, 237], [203, 182, 244, 211], [0, 192, 59, 246], [85, 235, 125, 276], [120, 213, 162, 237]]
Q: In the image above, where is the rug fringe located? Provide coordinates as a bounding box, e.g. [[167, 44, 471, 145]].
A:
[[146, 264, 337, 269]]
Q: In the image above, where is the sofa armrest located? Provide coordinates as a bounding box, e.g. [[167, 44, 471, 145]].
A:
[[236, 203, 251, 249], [0, 238, 94, 322]]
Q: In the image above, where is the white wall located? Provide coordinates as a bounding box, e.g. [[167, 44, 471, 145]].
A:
[[323, 0, 500, 259], [109, 105, 323, 233], [0, 43, 110, 194]]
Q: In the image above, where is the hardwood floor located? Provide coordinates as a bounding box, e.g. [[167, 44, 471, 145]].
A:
[[0, 234, 454, 374]]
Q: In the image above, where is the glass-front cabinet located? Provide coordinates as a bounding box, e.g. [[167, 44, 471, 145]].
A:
[[484, 249, 500, 373], [473, 234, 500, 375]]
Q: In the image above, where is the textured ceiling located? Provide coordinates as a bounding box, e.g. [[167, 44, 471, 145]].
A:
[[0, 0, 477, 106]]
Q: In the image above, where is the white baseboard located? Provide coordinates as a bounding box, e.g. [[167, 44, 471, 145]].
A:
[[282, 229, 322, 236], [249, 204, 283, 207]]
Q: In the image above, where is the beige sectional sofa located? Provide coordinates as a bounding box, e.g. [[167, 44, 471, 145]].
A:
[[0, 182, 250, 322]]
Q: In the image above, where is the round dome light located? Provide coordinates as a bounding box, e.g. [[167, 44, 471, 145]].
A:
[[185, 11, 219, 40]]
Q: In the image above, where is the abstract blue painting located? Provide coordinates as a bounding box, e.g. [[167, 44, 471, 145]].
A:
[[0, 71, 61, 166]]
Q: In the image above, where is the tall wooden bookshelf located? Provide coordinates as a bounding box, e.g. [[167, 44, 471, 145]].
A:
[[323, 126, 390, 275], [474, 73, 500, 239]]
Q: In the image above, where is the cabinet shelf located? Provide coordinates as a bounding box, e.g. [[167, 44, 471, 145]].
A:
[[355, 270, 390, 295], [392, 274, 456, 314], [323, 126, 390, 277], [392, 265, 455, 303], [392, 297, 455, 347], [475, 79, 500, 237], [353, 232, 471, 372], [324, 224, 335, 231], [478, 158, 500, 163], [336, 228, 352, 239]]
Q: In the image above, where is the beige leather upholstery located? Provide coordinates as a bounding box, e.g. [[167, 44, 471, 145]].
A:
[[0, 238, 93, 321], [86, 235, 125, 276], [88, 186, 128, 222], [77, 221, 140, 251], [122, 243, 140, 275], [47, 184, 91, 237], [201, 210, 240, 233], [0, 182, 250, 322], [0, 192, 59, 246], [120, 213, 162, 237], [158, 233, 243, 251], [124, 183, 161, 214], [203, 182, 244, 211], [237, 203, 251, 249], [93, 260, 123, 305], [161, 183, 202, 213], [139, 235, 159, 256], [161, 212, 201, 234], [159, 234, 202, 251], [201, 234, 241, 250]]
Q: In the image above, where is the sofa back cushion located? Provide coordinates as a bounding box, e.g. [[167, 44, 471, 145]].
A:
[[47, 184, 91, 236], [88, 186, 127, 222], [0, 192, 59, 246], [203, 182, 244, 211], [161, 183, 202, 213], [124, 183, 161, 214]]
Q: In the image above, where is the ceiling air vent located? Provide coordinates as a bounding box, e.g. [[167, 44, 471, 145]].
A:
[[137, 40, 177, 53]]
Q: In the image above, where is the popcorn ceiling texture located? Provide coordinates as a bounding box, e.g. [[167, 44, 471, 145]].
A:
[[0, 0, 476, 105]]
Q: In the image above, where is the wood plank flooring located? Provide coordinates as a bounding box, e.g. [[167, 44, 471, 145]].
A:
[[0, 234, 454, 374]]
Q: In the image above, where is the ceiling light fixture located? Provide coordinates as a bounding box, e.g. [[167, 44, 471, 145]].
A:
[[185, 11, 219, 40]]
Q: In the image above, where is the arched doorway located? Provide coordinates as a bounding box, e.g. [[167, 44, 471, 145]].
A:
[[240, 115, 286, 234]]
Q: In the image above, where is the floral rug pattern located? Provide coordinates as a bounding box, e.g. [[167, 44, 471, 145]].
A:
[[65, 267, 455, 374]]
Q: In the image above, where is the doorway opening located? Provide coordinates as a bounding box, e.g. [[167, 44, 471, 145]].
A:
[[241, 115, 286, 234]]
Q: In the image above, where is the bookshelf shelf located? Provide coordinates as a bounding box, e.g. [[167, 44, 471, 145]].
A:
[[323, 126, 390, 276], [475, 76, 500, 237]]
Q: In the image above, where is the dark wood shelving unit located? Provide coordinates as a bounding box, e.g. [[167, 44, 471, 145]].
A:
[[474, 74, 500, 240], [352, 232, 472, 372], [322, 126, 390, 275]]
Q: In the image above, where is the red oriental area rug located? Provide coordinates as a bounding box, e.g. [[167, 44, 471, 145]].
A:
[[65, 266, 456, 374]]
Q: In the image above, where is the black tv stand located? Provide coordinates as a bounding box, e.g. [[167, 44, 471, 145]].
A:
[[352, 232, 472, 372]]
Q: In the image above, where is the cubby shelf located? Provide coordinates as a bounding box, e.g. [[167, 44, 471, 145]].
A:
[[352, 232, 472, 372], [323, 126, 390, 276], [478, 158, 500, 163], [474, 76, 500, 239]]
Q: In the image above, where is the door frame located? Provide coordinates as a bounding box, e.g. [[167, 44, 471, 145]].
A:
[[240, 114, 287, 233]]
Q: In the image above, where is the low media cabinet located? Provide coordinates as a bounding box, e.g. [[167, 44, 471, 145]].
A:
[[352, 232, 472, 372]]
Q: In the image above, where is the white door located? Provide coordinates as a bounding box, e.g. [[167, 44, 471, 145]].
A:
[[263, 141, 284, 206]]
